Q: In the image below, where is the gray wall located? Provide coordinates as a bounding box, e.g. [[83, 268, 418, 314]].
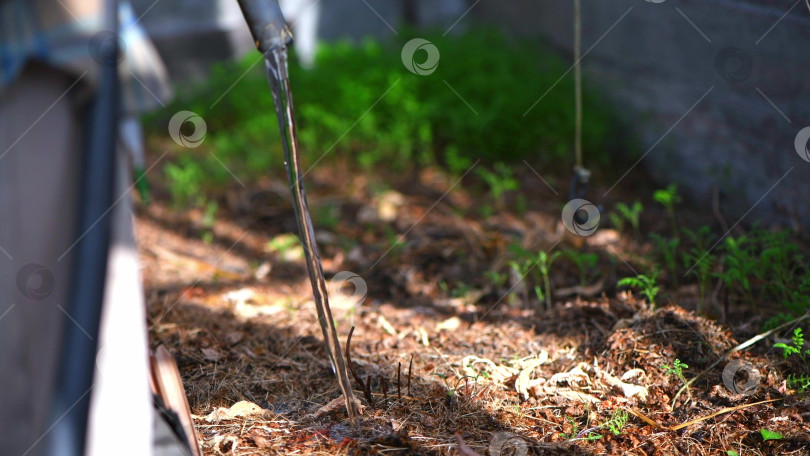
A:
[[476, 0, 810, 225]]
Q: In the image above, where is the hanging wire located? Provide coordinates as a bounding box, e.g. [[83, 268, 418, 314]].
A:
[[574, 0, 583, 171], [568, 0, 591, 200]]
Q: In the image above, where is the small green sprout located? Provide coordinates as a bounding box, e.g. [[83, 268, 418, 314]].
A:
[[612, 200, 643, 238], [653, 184, 681, 236], [618, 271, 660, 307], [760, 428, 783, 441], [661, 359, 689, 386], [774, 328, 807, 360]]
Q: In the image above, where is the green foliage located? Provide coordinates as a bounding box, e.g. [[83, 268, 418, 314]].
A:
[[618, 271, 660, 307], [653, 184, 681, 236], [604, 409, 629, 436], [786, 373, 810, 393], [560, 408, 628, 442], [716, 236, 754, 302], [149, 28, 618, 207], [726, 451, 739, 456], [563, 249, 600, 287], [760, 428, 783, 441], [661, 358, 689, 386], [683, 248, 715, 314], [200, 200, 218, 244], [774, 328, 808, 361], [476, 162, 519, 207], [650, 233, 680, 286], [611, 201, 643, 238], [509, 245, 560, 310]]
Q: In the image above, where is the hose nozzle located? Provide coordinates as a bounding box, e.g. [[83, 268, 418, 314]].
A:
[[237, 0, 293, 53]]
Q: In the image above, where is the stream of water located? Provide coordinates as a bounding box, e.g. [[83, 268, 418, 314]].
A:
[[264, 48, 358, 422]]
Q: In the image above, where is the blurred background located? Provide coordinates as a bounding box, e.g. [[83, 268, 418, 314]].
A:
[[135, 0, 810, 225]]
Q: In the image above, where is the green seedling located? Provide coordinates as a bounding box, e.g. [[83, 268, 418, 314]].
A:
[[564, 249, 600, 287], [476, 162, 519, 207], [774, 328, 808, 361], [653, 184, 681, 237], [716, 236, 755, 304], [509, 245, 560, 310], [683, 249, 715, 314], [536, 251, 561, 310], [760, 429, 783, 441], [604, 408, 629, 436], [612, 201, 643, 238], [684, 225, 714, 252], [661, 359, 689, 385], [618, 271, 660, 307], [200, 199, 218, 244], [755, 230, 801, 303], [650, 233, 680, 287], [662, 359, 691, 404], [562, 408, 628, 442]]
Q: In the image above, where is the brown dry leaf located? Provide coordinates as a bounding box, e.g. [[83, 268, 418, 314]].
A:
[[597, 366, 648, 400], [436, 316, 461, 332], [204, 400, 268, 423], [455, 434, 483, 456], [515, 357, 545, 400], [313, 395, 366, 418], [248, 428, 274, 449]]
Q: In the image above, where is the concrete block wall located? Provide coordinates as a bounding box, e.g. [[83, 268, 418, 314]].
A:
[[474, 0, 810, 225]]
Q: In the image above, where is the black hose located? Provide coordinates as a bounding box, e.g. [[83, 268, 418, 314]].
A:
[[45, 1, 119, 454], [236, 0, 292, 54]]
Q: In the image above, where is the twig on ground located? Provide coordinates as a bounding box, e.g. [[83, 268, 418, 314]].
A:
[[630, 398, 781, 431], [346, 326, 366, 392], [408, 355, 413, 397], [365, 374, 373, 405]]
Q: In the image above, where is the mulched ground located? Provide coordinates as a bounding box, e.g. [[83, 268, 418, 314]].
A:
[[140, 161, 810, 456]]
